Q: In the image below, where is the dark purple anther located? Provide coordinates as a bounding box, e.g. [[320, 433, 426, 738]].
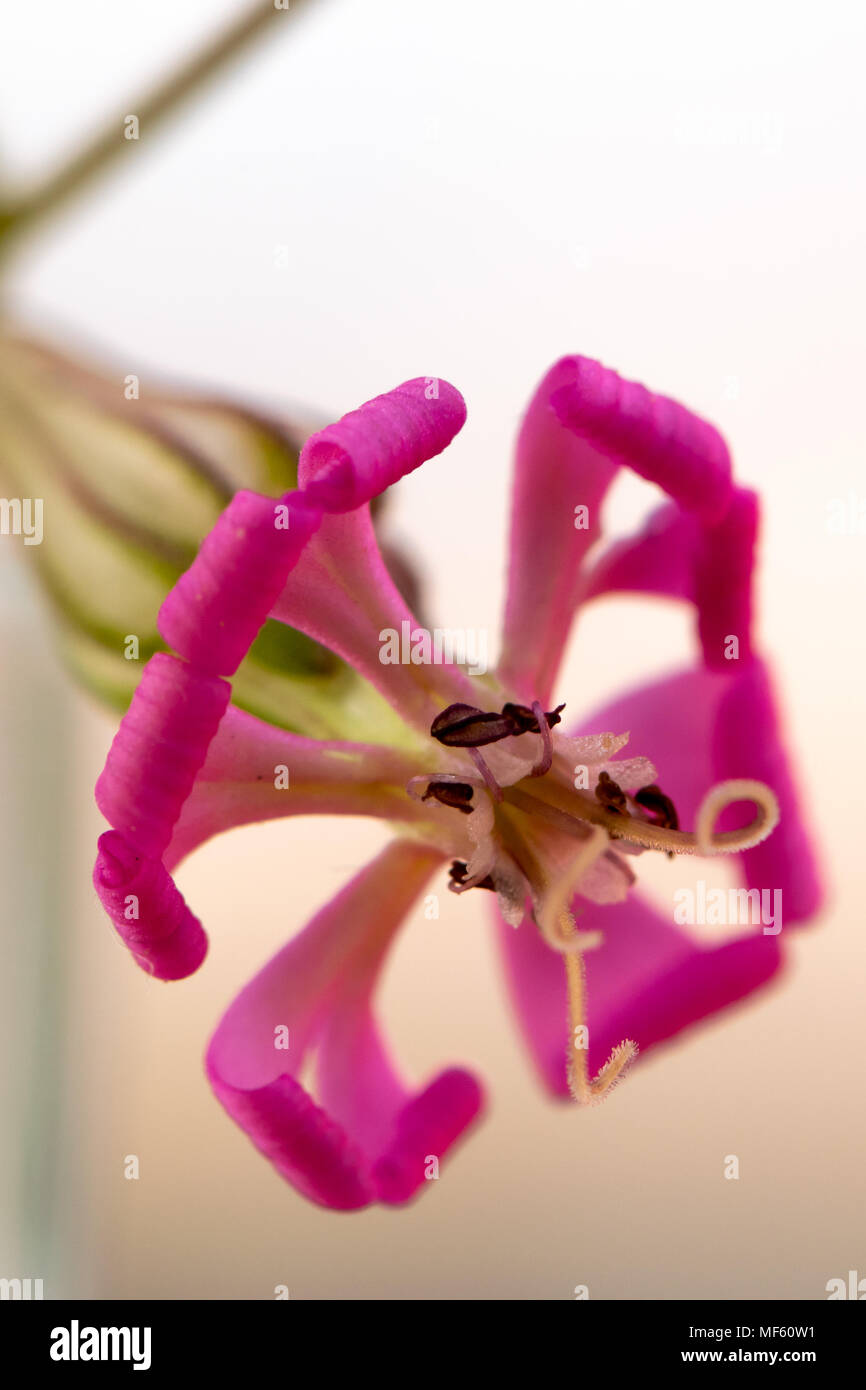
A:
[[430, 703, 517, 747], [595, 770, 628, 815], [422, 781, 475, 814], [500, 701, 566, 734]]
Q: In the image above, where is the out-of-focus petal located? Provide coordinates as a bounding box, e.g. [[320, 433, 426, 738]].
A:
[[585, 486, 759, 670], [713, 660, 823, 923], [584, 501, 700, 604], [694, 487, 758, 669], [206, 840, 484, 1210]]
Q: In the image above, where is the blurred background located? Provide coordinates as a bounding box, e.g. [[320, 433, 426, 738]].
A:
[[0, 0, 864, 1299]]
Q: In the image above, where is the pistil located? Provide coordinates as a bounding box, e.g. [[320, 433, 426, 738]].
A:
[[564, 942, 639, 1105], [504, 778, 779, 858]]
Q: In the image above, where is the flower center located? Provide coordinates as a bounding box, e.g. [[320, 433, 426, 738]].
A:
[[407, 696, 782, 1107]]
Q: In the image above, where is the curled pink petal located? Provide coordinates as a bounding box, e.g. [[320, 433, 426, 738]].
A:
[[586, 488, 758, 673], [93, 830, 207, 980], [499, 355, 733, 702], [695, 486, 758, 669], [206, 841, 484, 1211], [550, 355, 733, 522], [314, 983, 483, 1206], [206, 1067, 376, 1210], [95, 653, 230, 857], [372, 1069, 483, 1204], [499, 356, 619, 701], [299, 377, 466, 512], [158, 490, 321, 677]]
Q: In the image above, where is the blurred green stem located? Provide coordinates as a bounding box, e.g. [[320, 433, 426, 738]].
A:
[[0, 0, 314, 257]]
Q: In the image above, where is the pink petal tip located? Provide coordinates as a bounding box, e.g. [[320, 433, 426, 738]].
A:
[[549, 355, 732, 522], [94, 830, 208, 980], [298, 377, 466, 511]]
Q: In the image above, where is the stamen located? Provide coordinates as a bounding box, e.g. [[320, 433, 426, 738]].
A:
[[421, 781, 475, 814], [405, 772, 489, 795], [466, 746, 504, 801], [595, 770, 627, 814], [529, 700, 554, 777], [449, 860, 496, 892], [405, 772, 489, 811], [431, 703, 515, 747], [431, 700, 566, 750], [633, 782, 679, 830], [632, 782, 679, 859], [501, 701, 566, 734]]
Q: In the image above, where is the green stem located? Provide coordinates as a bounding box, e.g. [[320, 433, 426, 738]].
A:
[[0, 0, 315, 255]]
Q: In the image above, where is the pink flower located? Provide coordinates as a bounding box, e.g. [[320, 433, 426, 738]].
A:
[[92, 360, 822, 1210]]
